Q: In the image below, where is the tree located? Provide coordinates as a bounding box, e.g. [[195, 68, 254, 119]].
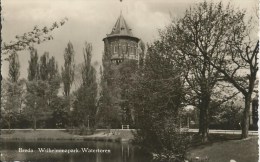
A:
[[118, 60, 139, 126], [98, 46, 122, 128], [171, 1, 258, 139], [8, 51, 20, 83], [28, 49, 39, 81], [130, 41, 190, 161], [97, 67, 121, 128], [38, 52, 61, 128], [138, 40, 146, 67], [25, 49, 41, 129], [50, 97, 69, 128], [25, 49, 61, 129], [2, 18, 68, 59], [46, 56, 61, 109], [61, 42, 75, 113], [61, 42, 75, 97], [73, 42, 97, 128], [152, 25, 222, 142], [159, 1, 253, 141], [1, 52, 25, 130], [210, 100, 243, 130]]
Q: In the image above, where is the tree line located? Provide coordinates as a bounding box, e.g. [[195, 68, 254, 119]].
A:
[[1, 41, 98, 131]]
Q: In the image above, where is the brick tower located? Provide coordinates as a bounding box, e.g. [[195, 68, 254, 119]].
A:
[[101, 13, 141, 127]]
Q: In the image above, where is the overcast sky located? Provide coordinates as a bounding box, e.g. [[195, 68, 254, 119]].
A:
[[1, 0, 258, 79]]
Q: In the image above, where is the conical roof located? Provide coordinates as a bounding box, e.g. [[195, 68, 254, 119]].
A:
[[109, 13, 134, 37]]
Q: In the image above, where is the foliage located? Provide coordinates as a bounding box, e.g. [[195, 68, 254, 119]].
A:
[[2, 18, 68, 60], [25, 49, 60, 129], [118, 60, 139, 126], [1, 51, 25, 130], [130, 41, 190, 162], [8, 51, 20, 83], [28, 49, 40, 81], [61, 42, 75, 97], [97, 46, 122, 128], [170, 1, 258, 138], [73, 42, 97, 128], [50, 97, 69, 128], [158, 1, 254, 141], [210, 101, 243, 130]]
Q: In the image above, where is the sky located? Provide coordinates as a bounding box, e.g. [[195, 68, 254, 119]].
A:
[[1, 0, 258, 79]]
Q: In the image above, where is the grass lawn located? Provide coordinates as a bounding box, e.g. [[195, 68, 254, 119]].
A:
[[187, 136, 258, 162]]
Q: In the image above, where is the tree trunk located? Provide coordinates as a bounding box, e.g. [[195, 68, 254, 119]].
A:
[[198, 107, 203, 134], [198, 96, 210, 143], [200, 107, 209, 142], [241, 95, 251, 139]]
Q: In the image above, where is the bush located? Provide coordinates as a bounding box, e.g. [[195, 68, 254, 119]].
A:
[[134, 117, 191, 162]]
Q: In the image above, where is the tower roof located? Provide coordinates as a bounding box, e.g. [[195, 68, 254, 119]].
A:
[[103, 13, 139, 42], [109, 13, 134, 37]]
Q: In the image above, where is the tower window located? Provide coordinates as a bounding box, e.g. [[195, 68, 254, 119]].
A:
[[114, 45, 118, 53], [131, 46, 134, 54], [128, 45, 130, 56], [122, 45, 126, 53]]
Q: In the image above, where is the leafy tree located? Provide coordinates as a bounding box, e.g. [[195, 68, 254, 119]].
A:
[[8, 51, 20, 83], [155, 1, 250, 141], [118, 60, 139, 126], [170, 1, 258, 139], [138, 40, 146, 67], [47, 56, 61, 108], [39, 52, 49, 81], [2, 18, 68, 59], [130, 42, 190, 161], [1, 52, 24, 130], [25, 80, 48, 129], [25, 49, 60, 129], [146, 27, 221, 142], [73, 42, 97, 128], [97, 70, 121, 128], [210, 100, 243, 130], [98, 46, 122, 128], [61, 42, 75, 97], [50, 97, 69, 128], [28, 49, 39, 81], [1, 80, 25, 129]]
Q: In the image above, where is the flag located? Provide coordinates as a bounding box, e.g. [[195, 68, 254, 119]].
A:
[[120, 0, 122, 2]]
